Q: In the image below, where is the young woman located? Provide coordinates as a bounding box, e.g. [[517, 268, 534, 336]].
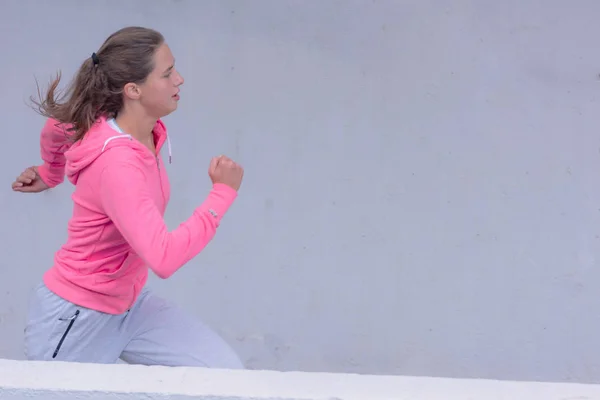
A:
[[11, 26, 245, 368]]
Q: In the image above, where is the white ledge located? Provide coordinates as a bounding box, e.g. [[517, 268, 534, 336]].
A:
[[1, 358, 600, 400]]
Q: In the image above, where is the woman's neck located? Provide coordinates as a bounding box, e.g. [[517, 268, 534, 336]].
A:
[[114, 111, 157, 152]]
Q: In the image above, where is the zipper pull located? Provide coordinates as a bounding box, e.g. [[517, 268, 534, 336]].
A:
[[59, 310, 80, 322]]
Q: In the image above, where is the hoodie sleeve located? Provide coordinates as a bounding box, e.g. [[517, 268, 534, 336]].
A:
[[98, 157, 238, 279], [36, 118, 72, 188]]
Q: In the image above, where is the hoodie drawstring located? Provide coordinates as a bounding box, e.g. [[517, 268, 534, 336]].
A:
[[166, 134, 172, 164]]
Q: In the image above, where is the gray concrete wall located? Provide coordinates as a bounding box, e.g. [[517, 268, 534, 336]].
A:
[[1, 0, 600, 383]]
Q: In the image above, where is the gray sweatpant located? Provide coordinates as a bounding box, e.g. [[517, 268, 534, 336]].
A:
[[24, 282, 244, 368]]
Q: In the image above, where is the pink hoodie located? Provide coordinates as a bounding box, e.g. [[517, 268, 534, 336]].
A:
[[36, 117, 237, 314]]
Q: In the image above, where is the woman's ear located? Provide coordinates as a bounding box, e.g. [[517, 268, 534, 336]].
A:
[[123, 82, 141, 100]]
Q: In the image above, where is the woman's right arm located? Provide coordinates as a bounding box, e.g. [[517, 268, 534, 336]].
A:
[[36, 118, 72, 188]]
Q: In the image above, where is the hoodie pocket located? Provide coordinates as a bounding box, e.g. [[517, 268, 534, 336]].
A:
[[52, 309, 80, 358]]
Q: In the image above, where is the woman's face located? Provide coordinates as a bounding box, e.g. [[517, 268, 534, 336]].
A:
[[137, 43, 184, 119]]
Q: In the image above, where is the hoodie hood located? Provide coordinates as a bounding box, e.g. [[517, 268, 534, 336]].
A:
[[64, 116, 171, 185]]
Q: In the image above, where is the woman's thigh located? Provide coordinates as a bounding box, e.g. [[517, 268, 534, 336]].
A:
[[24, 282, 126, 363], [120, 290, 244, 369]]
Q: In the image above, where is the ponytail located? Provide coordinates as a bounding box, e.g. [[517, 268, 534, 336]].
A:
[[30, 26, 164, 142]]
